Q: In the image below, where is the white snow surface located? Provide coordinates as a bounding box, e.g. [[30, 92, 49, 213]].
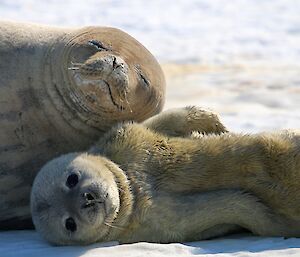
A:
[[1, 0, 300, 256], [1, 231, 300, 257]]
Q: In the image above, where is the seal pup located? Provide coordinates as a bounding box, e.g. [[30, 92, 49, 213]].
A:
[[0, 20, 165, 229], [31, 107, 300, 245]]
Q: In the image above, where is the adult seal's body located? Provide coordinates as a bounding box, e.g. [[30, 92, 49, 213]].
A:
[[31, 107, 300, 245], [0, 21, 165, 229]]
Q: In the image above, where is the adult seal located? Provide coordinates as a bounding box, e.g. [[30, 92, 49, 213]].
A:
[[32, 106, 300, 245], [0, 21, 165, 229]]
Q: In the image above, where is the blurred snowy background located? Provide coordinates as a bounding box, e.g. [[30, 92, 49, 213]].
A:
[[0, 0, 300, 66], [1, 1, 300, 256]]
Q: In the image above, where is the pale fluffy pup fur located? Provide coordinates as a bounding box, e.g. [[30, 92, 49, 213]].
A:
[[31, 106, 300, 245]]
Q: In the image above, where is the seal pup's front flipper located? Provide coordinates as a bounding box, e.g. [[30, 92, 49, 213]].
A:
[[142, 106, 228, 137]]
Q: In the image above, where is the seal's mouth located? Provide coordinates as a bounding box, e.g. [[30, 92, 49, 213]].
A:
[[102, 80, 124, 110]]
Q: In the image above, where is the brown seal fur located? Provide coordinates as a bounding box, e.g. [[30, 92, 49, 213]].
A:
[[0, 20, 165, 229], [31, 106, 300, 245]]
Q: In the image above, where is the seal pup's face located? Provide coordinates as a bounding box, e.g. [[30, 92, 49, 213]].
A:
[[30, 153, 120, 245]]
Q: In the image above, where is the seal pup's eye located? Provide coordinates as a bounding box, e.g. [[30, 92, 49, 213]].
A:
[[66, 173, 79, 188], [65, 217, 77, 232]]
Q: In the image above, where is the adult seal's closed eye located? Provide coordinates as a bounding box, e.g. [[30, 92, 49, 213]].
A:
[[31, 107, 300, 245], [0, 21, 165, 229]]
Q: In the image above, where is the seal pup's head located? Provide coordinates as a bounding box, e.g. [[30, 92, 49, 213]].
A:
[[30, 153, 128, 245]]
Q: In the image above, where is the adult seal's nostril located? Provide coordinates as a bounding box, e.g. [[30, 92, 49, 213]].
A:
[[112, 56, 125, 70]]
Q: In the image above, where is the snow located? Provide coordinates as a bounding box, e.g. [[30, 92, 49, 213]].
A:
[[1, 231, 300, 257], [1, 0, 300, 256]]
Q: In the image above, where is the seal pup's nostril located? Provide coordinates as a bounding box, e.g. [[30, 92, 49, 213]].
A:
[[84, 192, 95, 201], [82, 192, 96, 209], [65, 217, 77, 232], [81, 192, 105, 209]]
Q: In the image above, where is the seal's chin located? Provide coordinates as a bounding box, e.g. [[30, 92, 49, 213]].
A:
[[30, 153, 121, 245]]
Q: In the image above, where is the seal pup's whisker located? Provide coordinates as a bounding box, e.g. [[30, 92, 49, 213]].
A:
[[104, 222, 124, 230], [68, 67, 80, 70]]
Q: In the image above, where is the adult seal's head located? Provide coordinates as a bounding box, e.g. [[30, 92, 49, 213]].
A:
[[47, 26, 166, 131], [30, 153, 131, 245]]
